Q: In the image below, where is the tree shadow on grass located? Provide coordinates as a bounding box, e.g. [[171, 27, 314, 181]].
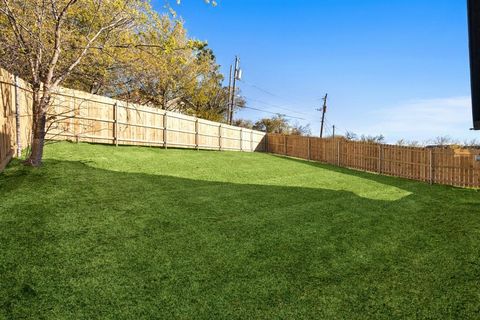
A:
[[0, 159, 480, 319]]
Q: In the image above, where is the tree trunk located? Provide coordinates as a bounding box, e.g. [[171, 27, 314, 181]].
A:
[[25, 88, 49, 167], [26, 112, 46, 166]]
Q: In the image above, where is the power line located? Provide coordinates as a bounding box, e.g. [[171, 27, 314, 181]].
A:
[[324, 118, 334, 135], [324, 125, 331, 137], [238, 79, 320, 121], [325, 118, 338, 136], [324, 118, 332, 128], [245, 97, 309, 116], [241, 106, 306, 120], [333, 125, 351, 136], [241, 79, 316, 109], [241, 80, 292, 101], [233, 77, 323, 124], [324, 120, 333, 137]]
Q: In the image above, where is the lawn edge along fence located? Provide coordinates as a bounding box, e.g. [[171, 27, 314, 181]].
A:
[[0, 67, 267, 171], [265, 134, 480, 188]]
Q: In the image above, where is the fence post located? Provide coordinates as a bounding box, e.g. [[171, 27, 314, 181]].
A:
[[307, 137, 311, 160], [250, 130, 254, 152], [322, 138, 326, 162], [337, 139, 341, 166], [264, 133, 268, 153], [113, 102, 118, 147], [240, 128, 243, 151], [74, 102, 79, 143], [378, 144, 382, 174], [332, 139, 335, 164], [219, 124, 222, 151], [163, 111, 168, 149], [195, 118, 199, 150], [14, 76, 21, 157], [429, 148, 434, 185]]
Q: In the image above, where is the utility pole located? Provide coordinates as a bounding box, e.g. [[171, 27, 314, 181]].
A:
[[227, 64, 233, 123], [317, 93, 328, 138], [229, 56, 241, 125], [332, 125, 336, 139]]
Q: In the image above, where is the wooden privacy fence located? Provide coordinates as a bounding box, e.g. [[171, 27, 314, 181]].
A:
[[0, 69, 32, 171], [0, 69, 15, 171], [0, 67, 266, 171], [266, 134, 480, 188], [46, 86, 266, 152]]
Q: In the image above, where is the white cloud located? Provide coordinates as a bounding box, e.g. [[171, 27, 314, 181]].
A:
[[352, 96, 478, 143]]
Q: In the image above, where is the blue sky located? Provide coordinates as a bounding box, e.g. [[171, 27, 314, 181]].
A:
[[152, 0, 478, 143]]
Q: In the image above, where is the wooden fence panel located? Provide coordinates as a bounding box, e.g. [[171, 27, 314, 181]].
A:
[[285, 135, 308, 159], [198, 119, 221, 150], [221, 126, 240, 150], [0, 68, 266, 173], [0, 69, 15, 171], [266, 134, 285, 155], [15, 76, 33, 149], [38, 80, 266, 152], [266, 133, 480, 188], [253, 131, 266, 152]]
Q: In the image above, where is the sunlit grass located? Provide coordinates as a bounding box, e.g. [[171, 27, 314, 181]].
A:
[[1, 142, 479, 319]]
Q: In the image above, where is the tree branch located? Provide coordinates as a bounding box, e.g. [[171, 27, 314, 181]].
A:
[[0, 0, 40, 83], [44, 0, 78, 87], [52, 16, 132, 89]]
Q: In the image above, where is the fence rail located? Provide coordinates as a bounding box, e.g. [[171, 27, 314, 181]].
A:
[[0, 68, 266, 171], [266, 134, 480, 188]]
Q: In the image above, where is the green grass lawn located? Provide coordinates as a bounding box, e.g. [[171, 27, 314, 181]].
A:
[[1, 142, 480, 319]]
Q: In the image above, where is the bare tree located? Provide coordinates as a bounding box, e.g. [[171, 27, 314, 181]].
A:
[[397, 139, 423, 147], [430, 136, 458, 147], [360, 134, 385, 144], [0, 0, 146, 166], [345, 131, 358, 141], [290, 123, 311, 136], [462, 139, 480, 148]]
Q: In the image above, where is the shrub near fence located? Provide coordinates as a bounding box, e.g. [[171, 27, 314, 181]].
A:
[[266, 134, 480, 188], [0, 67, 266, 172]]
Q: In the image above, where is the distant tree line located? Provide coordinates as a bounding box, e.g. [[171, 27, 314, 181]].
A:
[[344, 132, 480, 148], [344, 131, 385, 144], [233, 115, 311, 136]]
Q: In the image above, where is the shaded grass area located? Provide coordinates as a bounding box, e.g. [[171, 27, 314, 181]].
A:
[[1, 142, 480, 319]]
